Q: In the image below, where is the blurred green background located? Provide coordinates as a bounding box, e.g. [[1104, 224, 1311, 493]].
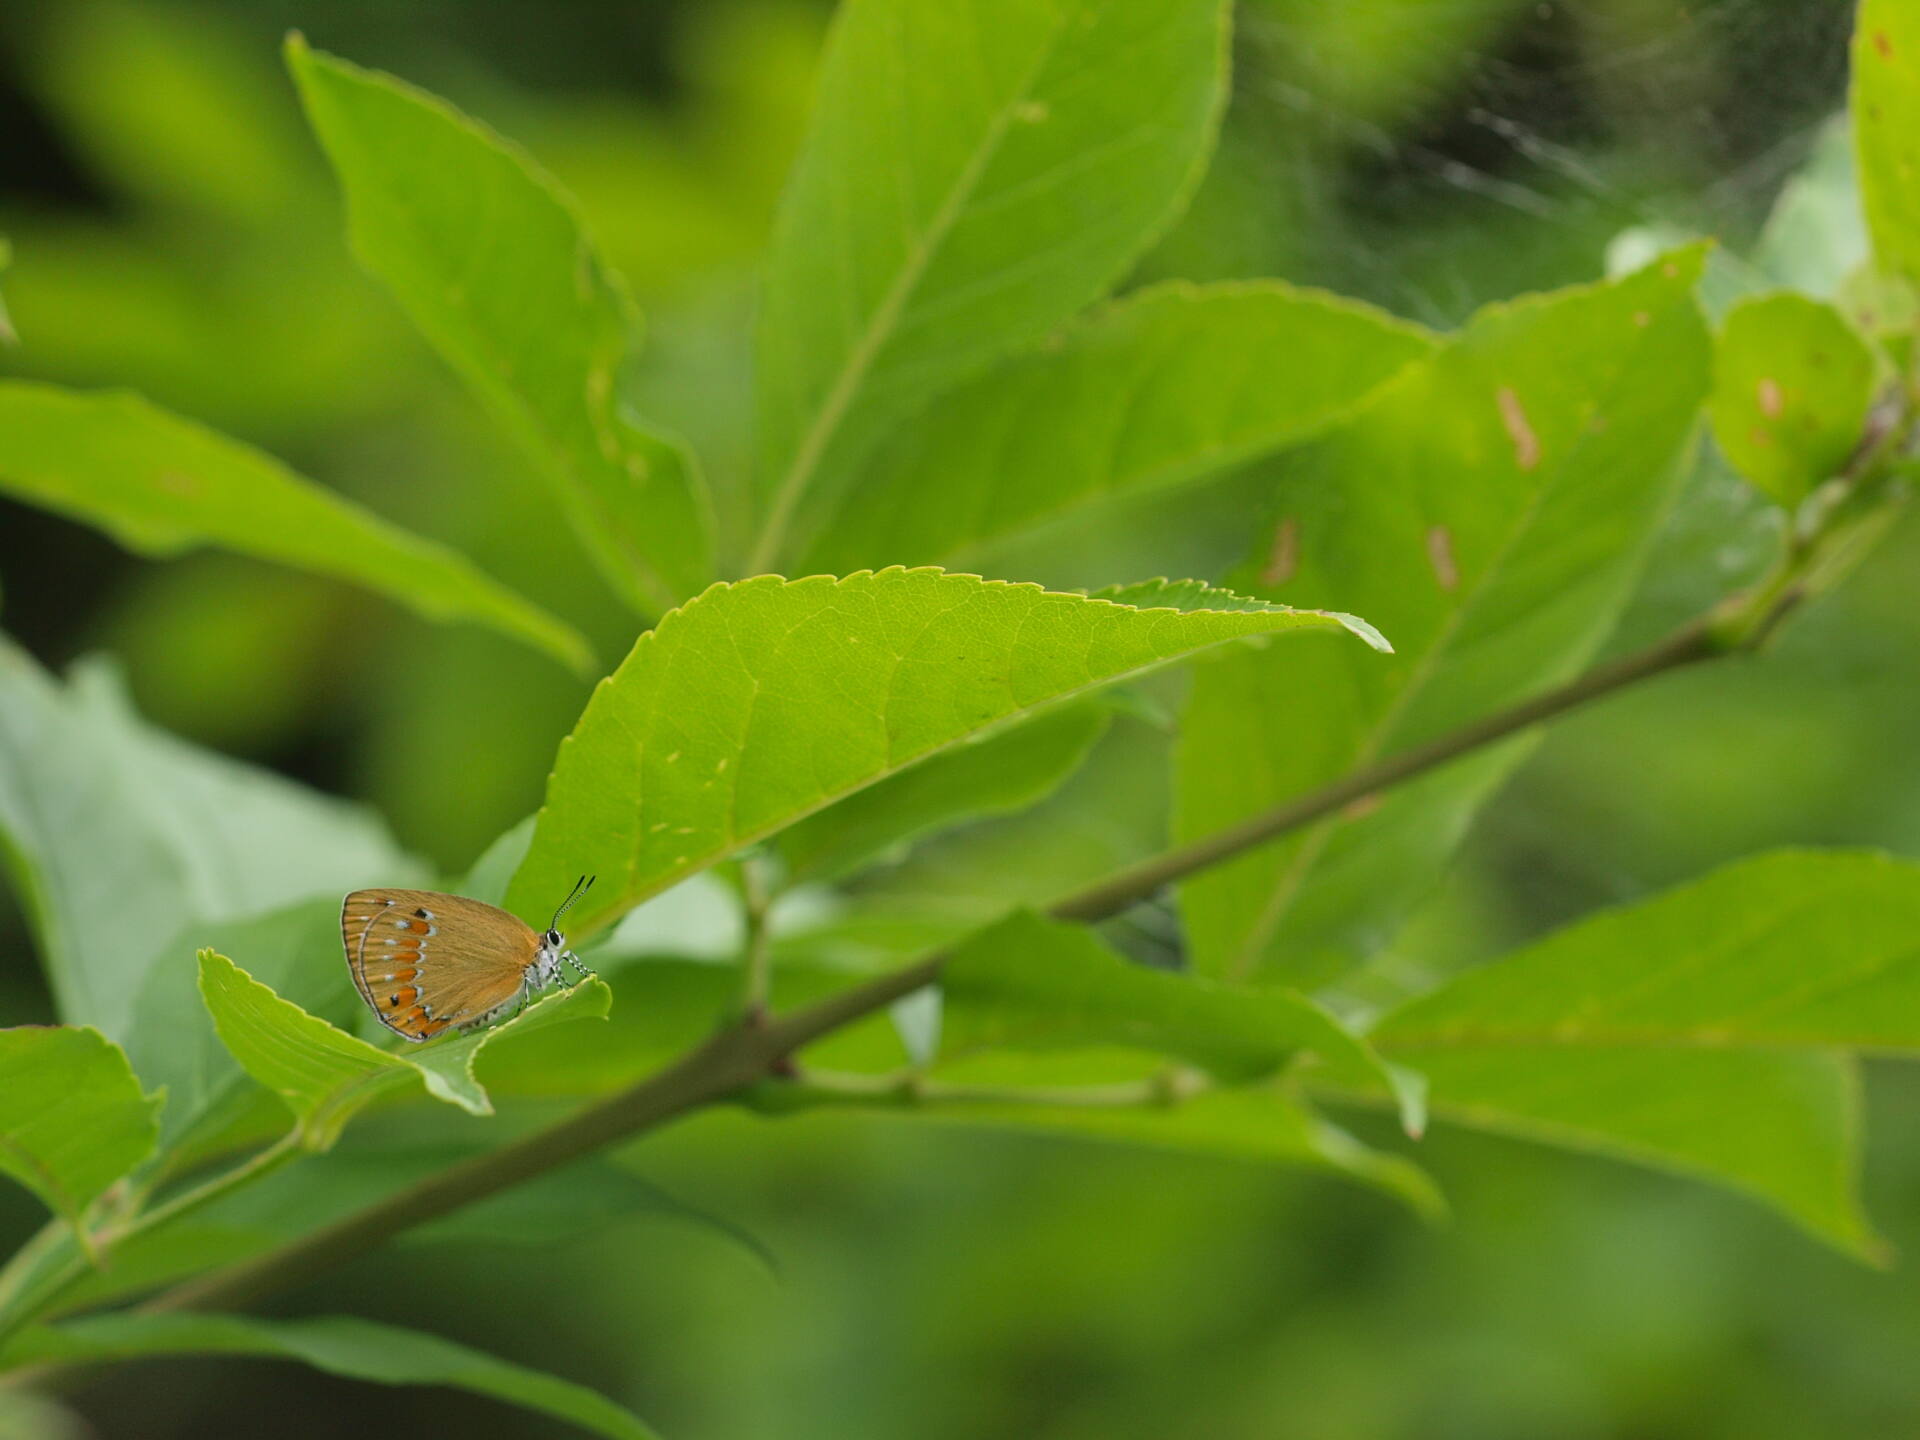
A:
[[10, 1, 1920, 1436]]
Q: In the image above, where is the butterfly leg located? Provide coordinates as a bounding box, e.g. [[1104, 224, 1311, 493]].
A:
[[560, 950, 595, 984]]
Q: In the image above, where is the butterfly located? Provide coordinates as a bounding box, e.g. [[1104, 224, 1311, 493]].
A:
[[341, 875, 596, 1042]]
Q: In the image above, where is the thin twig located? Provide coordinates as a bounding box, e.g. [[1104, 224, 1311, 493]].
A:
[[0, 1133, 304, 1353], [744, 1065, 1210, 1112], [738, 857, 775, 1020]]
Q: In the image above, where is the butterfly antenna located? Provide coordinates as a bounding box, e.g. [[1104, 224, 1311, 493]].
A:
[[549, 873, 596, 930]]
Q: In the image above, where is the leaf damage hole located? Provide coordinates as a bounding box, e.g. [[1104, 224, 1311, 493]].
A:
[[1261, 517, 1299, 587], [1496, 387, 1541, 470], [1426, 525, 1459, 591], [1757, 377, 1784, 419]]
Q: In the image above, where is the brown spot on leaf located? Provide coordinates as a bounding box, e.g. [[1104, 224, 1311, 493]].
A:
[[1748, 425, 1774, 449], [1496, 387, 1541, 470], [158, 470, 200, 498], [1341, 793, 1383, 822], [1757, 377, 1784, 419], [1873, 29, 1893, 59], [1260, 517, 1299, 587], [1425, 525, 1459, 591], [1632, 311, 1650, 328]]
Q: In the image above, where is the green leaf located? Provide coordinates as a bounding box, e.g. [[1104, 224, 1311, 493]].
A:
[[410, 1156, 776, 1273], [125, 899, 355, 1152], [52, 1124, 772, 1314], [0, 639, 417, 1041], [0, 384, 590, 673], [938, 910, 1422, 1130], [1854, 0, 1920, 291], [811, 281, 1435, 571], [1091, 576, 1385, 640], [775, 701, 1110, 888], [0, 1027, 159, 1230], [197, 950, 611, 1147], [287, 37, 712, 613], [1176, 250, 1712, 987], [751, 0, 1231, 567], [1374, 850, 1920, 1054], [507, 568, 1387, 937], [459, 816, 538, 905], [0, 1312, 661, 1440], [1708, 293, 1876, 507], [1365, 1046, 1876, 1262], [967, 1094, 1443, 1218], [788, 1071, 1440, 1220], [1350, 849, 1920, 1258]]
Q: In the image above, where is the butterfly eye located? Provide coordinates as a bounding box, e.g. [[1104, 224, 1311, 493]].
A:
[[546, 929, 563, 948]]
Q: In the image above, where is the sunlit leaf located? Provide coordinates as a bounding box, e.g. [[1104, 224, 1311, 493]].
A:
[[1708, 293, 1875, 507], [811, 281, 1435, 571], [0, 639, 416, 1042], [751, 0, 1231, 566], [1176, 250, 1711, 987], [0, 1026, 159, 1231], [1853, 0, 1920, 290], [0, 1312, 661, 1440], [0, 384, 591, 673], [288, 37, 713, 613], [507, 568, 1387, 938], [197, 950, 610, 1147]]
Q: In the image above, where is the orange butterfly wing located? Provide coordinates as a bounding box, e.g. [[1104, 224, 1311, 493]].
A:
[[342, 889, 539, 1042]]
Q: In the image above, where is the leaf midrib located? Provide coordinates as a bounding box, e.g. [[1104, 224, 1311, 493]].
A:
[[748, 5, 1076, 573], [305, 57, 676, 614]]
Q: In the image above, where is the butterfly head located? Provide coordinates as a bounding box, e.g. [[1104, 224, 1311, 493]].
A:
[[525, 926, 556, 973], [531, 875, 597, 989]]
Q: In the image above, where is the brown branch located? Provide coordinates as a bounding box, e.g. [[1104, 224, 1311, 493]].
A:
[[125, 590, 1776, 1323]]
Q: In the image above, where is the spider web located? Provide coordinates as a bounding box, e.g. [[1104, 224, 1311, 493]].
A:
[[1152, 0, 1857, 327]]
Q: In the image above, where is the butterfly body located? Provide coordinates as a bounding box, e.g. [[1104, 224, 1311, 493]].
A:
[[341, 879, 592, 1043]]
